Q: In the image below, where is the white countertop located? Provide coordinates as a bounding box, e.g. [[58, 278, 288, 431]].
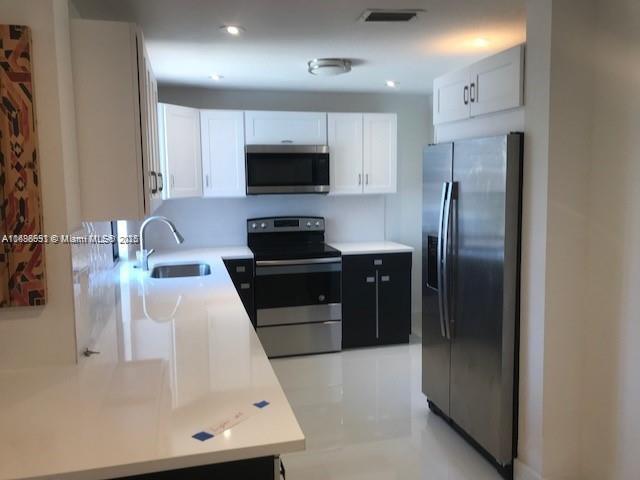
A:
[[0, 247, 304, 480], [329, 241, 414, 255]]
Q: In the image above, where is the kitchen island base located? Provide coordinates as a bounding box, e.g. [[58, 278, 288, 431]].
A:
[[118, 456, 281, 480]]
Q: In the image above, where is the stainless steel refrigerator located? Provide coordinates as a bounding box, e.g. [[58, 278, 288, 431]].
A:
[[421, 133, 522, 478]]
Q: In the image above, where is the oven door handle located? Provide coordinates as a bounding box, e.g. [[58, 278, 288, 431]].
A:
[[255, 258, 342, 276], [255, 257, 342, 267]]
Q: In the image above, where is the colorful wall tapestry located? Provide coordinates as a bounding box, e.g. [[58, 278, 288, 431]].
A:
[[0, 25, 46, 307]]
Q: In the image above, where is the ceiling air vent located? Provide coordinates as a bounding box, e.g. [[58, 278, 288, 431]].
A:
[[359, 9, 425, 23]]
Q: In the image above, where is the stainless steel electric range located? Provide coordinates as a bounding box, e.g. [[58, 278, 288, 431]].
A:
[[247, 216, 342, 358]]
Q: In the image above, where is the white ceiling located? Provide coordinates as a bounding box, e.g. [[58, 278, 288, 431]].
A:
[[73, 0, 526, 94]]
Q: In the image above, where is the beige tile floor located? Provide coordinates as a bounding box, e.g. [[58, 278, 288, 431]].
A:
[[271, 337, 503, 480]]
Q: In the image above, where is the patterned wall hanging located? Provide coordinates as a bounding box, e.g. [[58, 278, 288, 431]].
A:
[[0, 25, 46, 307]]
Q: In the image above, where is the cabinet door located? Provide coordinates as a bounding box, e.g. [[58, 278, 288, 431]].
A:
[[201, 110, 246, 197], [137, 31, 156, 216], [244, 111, 327, 145], [223, 259, 255, 325], [363, 113, 397, 194], [342, 260, 378, 349], [379, 267, 411, 345], [328, 113, 364, 195], [146, 59, 163, 212], [469, 44, 524, 117], [433, 68, 470, 124], [163, 104, 203, 198]]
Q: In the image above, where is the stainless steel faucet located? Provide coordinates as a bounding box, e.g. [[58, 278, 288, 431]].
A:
[[139, 216, 184, 270]]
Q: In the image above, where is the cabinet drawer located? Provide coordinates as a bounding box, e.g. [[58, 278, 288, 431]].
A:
[[342, 252, 411, 271]]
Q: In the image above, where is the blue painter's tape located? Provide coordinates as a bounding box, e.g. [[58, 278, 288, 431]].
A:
[[253, 400, 270, 409], [192, 431, 214, 442]]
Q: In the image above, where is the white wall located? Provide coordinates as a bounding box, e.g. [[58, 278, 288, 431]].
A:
[[519, 1, 640, 479], [148, 195, 386, 247], [0, 0, 81, 367], [582, 0, 640, 478], [542, 1, 595, 478], [153, 87, 432, 317], [516, 1, 551, 477], [517, 1, 596, 478]]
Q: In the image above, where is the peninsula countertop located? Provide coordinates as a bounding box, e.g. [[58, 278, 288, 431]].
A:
[[0, 247, 304, 480], [328, 241, 414, 255]]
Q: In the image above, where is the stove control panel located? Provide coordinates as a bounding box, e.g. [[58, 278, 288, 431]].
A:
[[247, 217, 325, 233]]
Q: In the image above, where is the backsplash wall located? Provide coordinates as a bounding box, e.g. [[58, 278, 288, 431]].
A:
[[72, 221, 118, 361], [143, 194, 386, 250]]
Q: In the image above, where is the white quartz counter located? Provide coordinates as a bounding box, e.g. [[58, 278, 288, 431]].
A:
[[329, 241, 414, 255], [0, 247, 304, 480]]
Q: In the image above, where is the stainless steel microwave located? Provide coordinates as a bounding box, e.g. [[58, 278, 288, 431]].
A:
[[245, 145, 330, 195]]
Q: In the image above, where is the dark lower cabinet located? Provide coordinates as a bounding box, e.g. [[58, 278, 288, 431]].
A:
[[116, 455, 279, 479], [342, 252, 412, 349], [342, 264, 378, 348], [223, 258, 255, 326]]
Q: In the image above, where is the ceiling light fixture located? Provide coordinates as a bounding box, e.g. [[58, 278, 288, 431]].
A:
[[307, 58, 352, 76], [209, 73, 223, 81], [386, 80, 398, 88], [221, 25, 244, 36], [472, 37, 490, 48]]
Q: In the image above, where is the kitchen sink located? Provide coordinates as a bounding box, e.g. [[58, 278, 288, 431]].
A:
[[150, 263, 211, 279]]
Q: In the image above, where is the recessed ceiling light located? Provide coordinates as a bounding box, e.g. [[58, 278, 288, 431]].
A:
[[472, 37, 490, 48], [221, 25, 244, 36], [386, 80, 398, 88], [209, 73, 223, 81], [308, 58, 352, 76]]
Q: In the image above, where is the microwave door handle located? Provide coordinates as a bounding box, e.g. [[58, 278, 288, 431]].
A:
[[436, 182, 449, 339]]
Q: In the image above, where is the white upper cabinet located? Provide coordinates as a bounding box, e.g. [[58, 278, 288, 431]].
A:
[[71, 19, 158, 221], [244, 111, 327, 145], [200, 110, 246, 197], [363, 114, 397, 194], [469, 45, 524, 118], [433, 68, 471, 124], [138, 35, 163, 214], [433, 44, 524, 125], [162, 104, 203, 199], [328, 113, 364, 195]]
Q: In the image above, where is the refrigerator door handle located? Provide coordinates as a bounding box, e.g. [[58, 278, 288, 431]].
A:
[[442, 181, 454, 340], [437, 182, 450, 338]]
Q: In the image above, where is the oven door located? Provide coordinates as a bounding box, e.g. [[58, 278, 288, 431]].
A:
[[254, 257, 341, 327], [246, 145, 330, 195]]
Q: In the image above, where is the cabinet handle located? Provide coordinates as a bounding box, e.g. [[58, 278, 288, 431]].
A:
[[281, 139, 293, 144], [358, 173, 362, 186], [375, 270, 379, 339], [365, 173, 369, 185], [235, 265, 246, 273], [366, 276, 375, 283], [381, 275, 390, 282], [374, 259, 383, 266], [171, 174, 175, 188], [463, 85, 469, 105], [205, 174, 210, 188], [240, 282, 251, 290], [157, 172, 163, 192], [470, 82, 476, 103], [150, 171, 158, 194]]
